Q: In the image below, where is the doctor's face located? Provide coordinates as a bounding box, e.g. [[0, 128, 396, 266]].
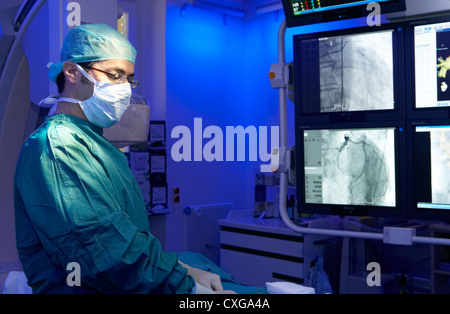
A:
[[78, 59, 135, 100]]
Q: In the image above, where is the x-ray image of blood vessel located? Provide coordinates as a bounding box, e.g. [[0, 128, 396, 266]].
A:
[[320, 128, 396, 207], [430, 130, 450, 204], [319, 30, 395, 112]]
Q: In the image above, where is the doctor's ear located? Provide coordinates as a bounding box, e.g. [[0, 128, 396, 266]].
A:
[[62, 61, 81, 85]]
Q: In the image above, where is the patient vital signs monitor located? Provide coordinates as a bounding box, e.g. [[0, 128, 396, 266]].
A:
[[282, 0, 406, 27]]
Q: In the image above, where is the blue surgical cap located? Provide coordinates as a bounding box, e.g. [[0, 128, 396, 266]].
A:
[[49, 24, 137, 83]]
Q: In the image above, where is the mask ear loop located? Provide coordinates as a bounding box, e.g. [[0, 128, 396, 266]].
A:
[[57, 65, 97, 105], [75, 64, 97, 84]]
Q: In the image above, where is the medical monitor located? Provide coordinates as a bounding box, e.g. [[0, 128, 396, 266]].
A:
[[282, 0, 406, 28], [293, 23, 405, 124], [296, 123, 406, 218], [408, 122, 450, 222], [406, 16, 450, 119]]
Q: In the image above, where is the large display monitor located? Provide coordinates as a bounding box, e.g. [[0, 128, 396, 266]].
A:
[[296, 122, 406, 218], [407, 121, 450, 222], [282, 0, 406, 28], [406, 16, 450, 119], [293, 23, 405, 124]]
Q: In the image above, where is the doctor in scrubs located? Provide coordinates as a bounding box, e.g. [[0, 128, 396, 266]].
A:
[[14, 24, 232, 294]]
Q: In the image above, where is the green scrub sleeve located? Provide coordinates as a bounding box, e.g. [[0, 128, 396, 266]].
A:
[[16, 122, 194, 293]]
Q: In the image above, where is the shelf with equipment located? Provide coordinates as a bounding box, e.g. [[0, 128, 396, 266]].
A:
[[430, 224, 450, 294]]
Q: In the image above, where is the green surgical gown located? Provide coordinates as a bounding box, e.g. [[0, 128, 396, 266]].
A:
[[14, 114, 194, 294]]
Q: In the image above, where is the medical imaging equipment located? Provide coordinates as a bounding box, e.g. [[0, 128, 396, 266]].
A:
[[281, 0, 406, 28], [403, 14, 450, 223], [407, 121, 450, 223], [405, 15, 450, 120], [386, 0, 450, 22], [293, 22, 405, 125], [296, 123, 407, 218], [274, 0, 450, 245]]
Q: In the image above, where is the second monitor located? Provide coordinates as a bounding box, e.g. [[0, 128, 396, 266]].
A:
[[296, 122, 407, 218]]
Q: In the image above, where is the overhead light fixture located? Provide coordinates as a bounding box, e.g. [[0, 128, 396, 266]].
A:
[[181, 0, 246, 19]]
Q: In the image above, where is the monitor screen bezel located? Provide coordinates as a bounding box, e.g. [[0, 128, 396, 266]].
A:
[[407, 120, 450, 223], [405, 15, 450, 120], [295, 121, 407, 219], [282, 0, 406, 28], [293, 22, 406, 125]]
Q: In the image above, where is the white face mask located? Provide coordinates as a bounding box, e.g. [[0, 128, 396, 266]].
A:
[[59, 64, 132, 128]]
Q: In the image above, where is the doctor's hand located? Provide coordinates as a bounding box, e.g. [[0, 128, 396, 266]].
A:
[[179, 261, 236, 294]]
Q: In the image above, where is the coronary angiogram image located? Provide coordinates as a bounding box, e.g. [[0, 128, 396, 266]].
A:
[[304, 128, 396, 207], [319, 30, 395, 113]]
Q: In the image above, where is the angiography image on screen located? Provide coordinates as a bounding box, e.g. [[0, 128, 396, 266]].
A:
[[298, 29, 395, 114], [303, 128, 396, 207], [319, 31, 394, 113], [424, 127, 450, 208]]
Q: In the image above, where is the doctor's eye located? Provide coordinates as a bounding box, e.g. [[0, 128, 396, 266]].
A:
[[106, 72, 122, 82]]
